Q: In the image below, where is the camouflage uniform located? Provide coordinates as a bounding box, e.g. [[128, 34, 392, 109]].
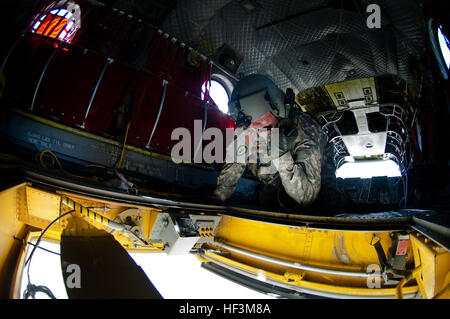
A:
[[214, 111, 329, 208]]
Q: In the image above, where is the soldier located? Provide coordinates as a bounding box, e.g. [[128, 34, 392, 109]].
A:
[[212, 74, 330, 209]]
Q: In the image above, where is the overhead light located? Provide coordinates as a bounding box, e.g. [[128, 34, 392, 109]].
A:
[[428, 19, 449, 79], [336, 159, 402, 179], [438, 25, 450, 69], [30, 6, 80, 43]]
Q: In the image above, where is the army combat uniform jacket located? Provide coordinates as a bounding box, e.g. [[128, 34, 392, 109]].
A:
[[214, 111, 330, 207]]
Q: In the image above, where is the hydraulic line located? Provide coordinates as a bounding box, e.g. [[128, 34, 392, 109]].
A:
[[213, 241, 372, 278], [395, 266, 422, 299], [61, 196, 125, 231], [61, 196, 152, 246]]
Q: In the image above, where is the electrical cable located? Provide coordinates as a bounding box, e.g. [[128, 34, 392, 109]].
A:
[[116, 122, 131, 169], [23, 209, 75, 299], [85, 163, 106, 169], [38, 145, 194, 201], [39, 150, 98, 182], [13, 236, 60, 256], [23, 284, 57, 299]]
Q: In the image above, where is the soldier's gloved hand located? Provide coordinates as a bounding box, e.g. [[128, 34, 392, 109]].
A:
[[206, 188, 229, 204], [273, 120, 298, 157]]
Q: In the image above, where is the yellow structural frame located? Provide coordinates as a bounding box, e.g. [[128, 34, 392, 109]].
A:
[[1, 182, 449, 299], [202, 251, 420, 298]]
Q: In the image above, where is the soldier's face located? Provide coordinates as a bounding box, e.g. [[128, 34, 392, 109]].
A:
[[250, 112, 278, 138]]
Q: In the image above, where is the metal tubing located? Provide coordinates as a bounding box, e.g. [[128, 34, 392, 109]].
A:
[[1, 34, 24, 70], [395, 266, 421, 299], [62, 196, 124, 231], [82, 57, 114, 125], [30, 48, 58, 111], [213, 241, 372, 278], [145, 79, 168, 149], [201, 254, 418, 299]]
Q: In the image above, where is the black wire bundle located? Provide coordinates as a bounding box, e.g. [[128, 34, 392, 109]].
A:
[[22, 209, 75, 299]]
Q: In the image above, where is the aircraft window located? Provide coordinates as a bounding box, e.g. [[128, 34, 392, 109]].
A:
[[438, 25, 450, 70], [31, 8, 79, 43], [336, 159, 401, 179], [19, 239, 68, 299], [202, 80, 230, 114], [429, 20, 449, 79], [17, 239, 270, 299]]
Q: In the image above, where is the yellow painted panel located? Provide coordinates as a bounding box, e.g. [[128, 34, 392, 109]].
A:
[[0, 185, 27, 297], [214, 216, 394, 269], [204, 251, 419, 297], [411, 234, 450, 299], [212, 216, 421, 289], [325, 77, 377, 109], [0, 186, 20, 265], [25, 186, 61, 221]]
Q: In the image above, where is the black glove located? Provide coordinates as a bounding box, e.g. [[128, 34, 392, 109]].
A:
[[207, 190, 228, 204], [274, 120, 298, 157]]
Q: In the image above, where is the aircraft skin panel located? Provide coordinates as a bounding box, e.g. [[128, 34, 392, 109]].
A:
[[1, 183, 449, 299]]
